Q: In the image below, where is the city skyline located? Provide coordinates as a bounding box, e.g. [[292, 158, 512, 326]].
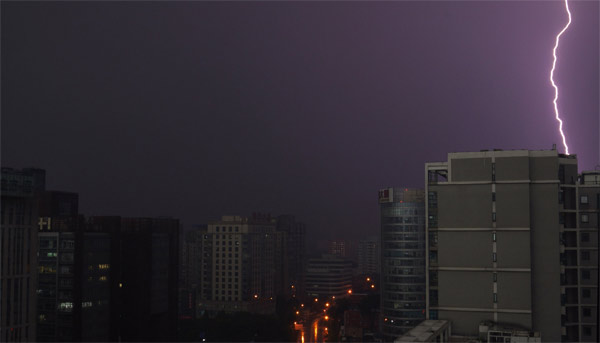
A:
[[2, 1, 599, 241]]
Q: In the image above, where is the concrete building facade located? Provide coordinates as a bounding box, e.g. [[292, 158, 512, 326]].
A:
[[197, 215, 277, 315], [425, 149, 597, 342]]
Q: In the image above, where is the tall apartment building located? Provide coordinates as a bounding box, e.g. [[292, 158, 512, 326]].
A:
[[379, 187, 426, 339], [425, 149, 598, 342], [1, 168, 45, 342], [305, 254, 353, 297], [358, 237, 379, 276], [197, 215, 277, 315]]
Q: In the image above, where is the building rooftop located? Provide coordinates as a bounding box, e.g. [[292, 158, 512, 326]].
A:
[[395, 320, 450, 342]]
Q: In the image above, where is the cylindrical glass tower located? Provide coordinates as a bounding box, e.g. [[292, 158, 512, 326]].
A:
[[379, 188, 426, 340]]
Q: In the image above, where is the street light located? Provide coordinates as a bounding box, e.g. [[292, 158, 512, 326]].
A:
[[325, 302, 330, 307], [324, 316, 329, 320]]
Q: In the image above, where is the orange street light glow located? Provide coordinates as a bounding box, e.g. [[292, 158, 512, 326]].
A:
[[314, 298, 318, 302], [371, 284, 375, 289], [366, 277, 370, 282], [348, 290, 352, 294], [325, 303, 330, 307], [324, 316, 329, 320], [296, 311, 300, 315]]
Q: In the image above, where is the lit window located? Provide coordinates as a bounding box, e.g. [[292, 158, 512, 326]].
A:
[[581, 195, 589, 204], [581, 214, 589, 223], [99, 276, 107, 281], [493, 293, 497, 303], [59, 302, 73, 311]]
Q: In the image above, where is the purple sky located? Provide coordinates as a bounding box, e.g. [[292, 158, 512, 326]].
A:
[[2, 1, 598, 241]]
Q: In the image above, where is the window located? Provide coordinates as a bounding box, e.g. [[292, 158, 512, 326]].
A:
[[583, 308, 591, 317], [582, 289, 591, 298], [582, 232, 590, 242], [492, 253, 497, 262], [582, 270, 590, 280], [492, 193, 496, 202], [581, 251, 590, 261], [493, 293, 497, 303], [492, 213, 496, 222], [583, 327, 592, 336], [493, 273, 497, 282], [492, 232, 497, 242], [581, 195, 589, 204], [581, 214, 589, 223], [216, 227, 219, 232]]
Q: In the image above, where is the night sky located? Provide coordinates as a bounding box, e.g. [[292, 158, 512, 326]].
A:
[[2, 1, 598, 241]]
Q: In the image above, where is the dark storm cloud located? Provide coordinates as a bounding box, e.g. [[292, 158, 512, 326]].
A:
[[2, 1, 598, 240]]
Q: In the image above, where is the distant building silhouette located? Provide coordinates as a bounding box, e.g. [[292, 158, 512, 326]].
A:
[[379, 187, 426, 339], [358, 237, 379, 276], [329, 240, 347, 258], [305, 254, 353, 298], [276, 215, 306, 299], [1, 167, 45, 342], [425, 149, 598, 342]]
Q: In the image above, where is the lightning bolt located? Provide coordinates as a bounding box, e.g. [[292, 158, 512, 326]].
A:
[[550, 0, 572, 155]]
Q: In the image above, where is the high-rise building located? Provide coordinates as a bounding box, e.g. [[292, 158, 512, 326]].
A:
[[329, 241, 347, 258], [37, 191, 80, 341], [305, 254, 353, 298], [197, 214, 277, 315], [86, 216, 180, 342], [425, 149, 598, 342], [276, 215, 306, 299], [1, 167, 45, 342], [180, 225, 209, 319], [379, 187, 426, 339], [358, 237, 379, 276]]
